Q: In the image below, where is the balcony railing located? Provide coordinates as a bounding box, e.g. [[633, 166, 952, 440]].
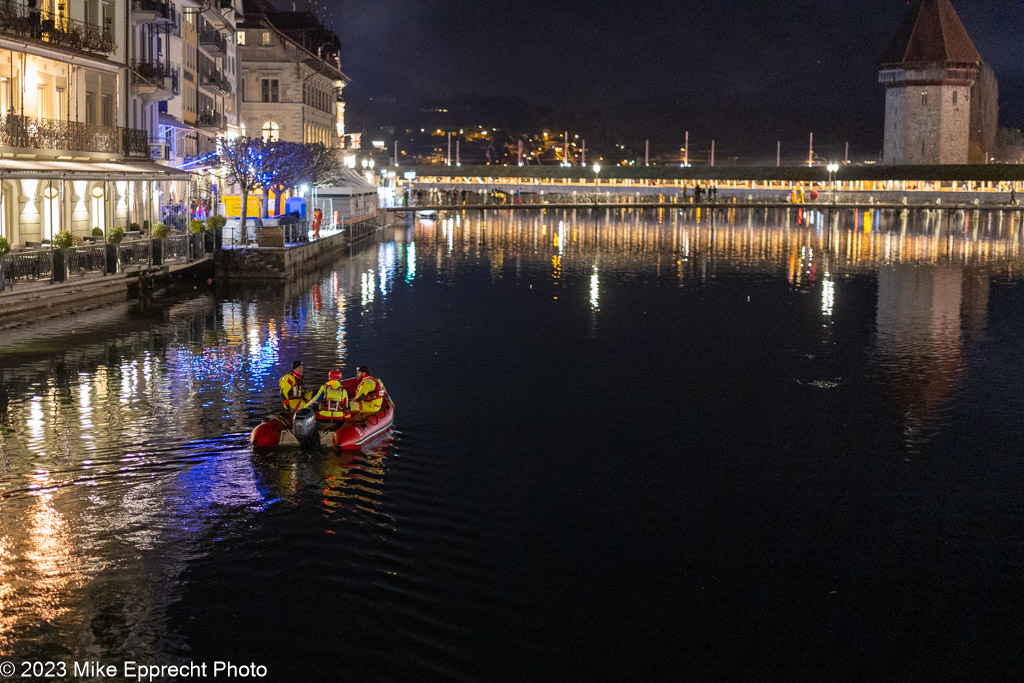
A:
[[0, 4, 112, 55], [199, 70, 231, 94], [131, 60, 180, 95], [198, 27, 226, 54], [0, 114, 148, 158], [131, 0, 175, 25], [195, 111, 223, 130], [122, 127, 148, 158]]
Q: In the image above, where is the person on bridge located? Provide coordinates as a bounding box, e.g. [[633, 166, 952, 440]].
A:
[[347, 366, 387, 416], [303, 370, 349, 421], [279, 360, 305, 412]]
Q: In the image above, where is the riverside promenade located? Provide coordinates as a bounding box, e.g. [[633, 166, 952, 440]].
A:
[[0, 232, 218, 329], [0, 218, 390, 328]]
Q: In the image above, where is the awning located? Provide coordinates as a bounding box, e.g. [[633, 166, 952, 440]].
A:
[[317, 168, 379, 197], [0, 158, 194, 180], [158, 113, 198, 131]]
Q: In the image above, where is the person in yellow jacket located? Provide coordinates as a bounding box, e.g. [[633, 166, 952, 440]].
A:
[[347, 365, 386, 415], [279, 360, 305, 411], [303, 370, 349, 421]]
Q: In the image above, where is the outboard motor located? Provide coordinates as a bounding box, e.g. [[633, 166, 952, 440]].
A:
[[292, 407, 320, 449]]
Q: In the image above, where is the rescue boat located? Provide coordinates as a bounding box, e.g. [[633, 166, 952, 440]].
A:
[[250, 376, 395, 450]]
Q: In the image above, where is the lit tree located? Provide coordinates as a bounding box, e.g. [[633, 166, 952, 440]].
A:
[[218, 136, 267, 243], [260, 141, 307, 217]]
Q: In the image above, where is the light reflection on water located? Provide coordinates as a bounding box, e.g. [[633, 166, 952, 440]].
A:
[[0, 207, 1022, 677]]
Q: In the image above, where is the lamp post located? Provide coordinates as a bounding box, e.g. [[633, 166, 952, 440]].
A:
[[593, 163, 601, 204], [827, 162, 839, 204]]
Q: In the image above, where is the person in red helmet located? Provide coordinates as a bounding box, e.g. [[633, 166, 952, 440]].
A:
[[347, 365, 386, 416], [303, 369, 350, 421]]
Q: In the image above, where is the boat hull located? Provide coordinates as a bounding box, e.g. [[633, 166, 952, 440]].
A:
[[250, 399, 394, 451]]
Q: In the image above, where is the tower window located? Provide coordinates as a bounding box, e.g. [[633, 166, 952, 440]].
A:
[[921, 92, 928, 106], [953, 91, 958, 105]]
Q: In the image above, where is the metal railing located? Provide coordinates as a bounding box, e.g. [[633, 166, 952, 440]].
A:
[[198, 70, 231, 94], [0, 114, 148, 157], [66, 243, 106, 277], [1, 249, 53, 288], [117, 239, 151, 270], [131, 60, 180, 95], [0, 229, 224, 291], [131, 0, 175, 24], [284, 220, 309, 244], [122, 127, 148, 158], [163, 233, 190, 263], [198, 27, 226, 53], [0, 4, 112, 54], [195, 111, 223, 129]]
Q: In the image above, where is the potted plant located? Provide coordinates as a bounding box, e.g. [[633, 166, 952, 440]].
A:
[[189, 218, 205, 233], [204, 214, 225, 251], [152, 222, 170, 239], [52, 230, 74, 249], [105, 227, 123, 275], [0, 236, 10, 256], [142, 219, 151, 235], [92, 227, 103, 238], [51, 230, 74, 281]]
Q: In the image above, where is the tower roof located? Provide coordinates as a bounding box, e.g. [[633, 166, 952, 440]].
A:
[[880, 0, 982, 69]]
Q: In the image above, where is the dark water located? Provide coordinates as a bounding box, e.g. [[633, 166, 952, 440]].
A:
[[2, 207, 1024, 681]]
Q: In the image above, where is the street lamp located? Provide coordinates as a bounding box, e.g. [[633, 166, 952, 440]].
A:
[[827, 162, 839, 204], [593, 163, 601, 203]]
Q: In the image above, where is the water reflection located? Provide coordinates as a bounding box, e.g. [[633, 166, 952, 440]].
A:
[[0, 207, 1020, 667], [874, 264, 990, 447]]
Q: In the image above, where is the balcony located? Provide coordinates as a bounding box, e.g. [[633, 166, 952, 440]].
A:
[[0, 114, 147, 158], [0, 5, 112, 56], [195, 111, 223, 131], [198, 28, 226, 55], [131, 60, 180, 101], [198, 69, 232, 95], [131, 0, 175, 26]]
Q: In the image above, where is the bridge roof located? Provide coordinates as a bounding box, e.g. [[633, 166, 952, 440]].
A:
[[408, 164, 1024, 183], [880, 0, 981, 70]]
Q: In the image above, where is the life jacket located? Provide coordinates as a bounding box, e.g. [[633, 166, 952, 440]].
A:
[[316, 379, 349, 421], [350, 376, 385, 413], [279, 371, 304, 411]]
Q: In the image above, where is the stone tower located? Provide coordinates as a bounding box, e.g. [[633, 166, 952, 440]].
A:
[[879, 0, 982, 165]]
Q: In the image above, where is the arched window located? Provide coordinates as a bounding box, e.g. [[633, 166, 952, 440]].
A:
[[261, 120, 280, 142]]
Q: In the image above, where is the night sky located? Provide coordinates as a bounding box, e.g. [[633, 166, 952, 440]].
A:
[[314, 0, 1023, 160]]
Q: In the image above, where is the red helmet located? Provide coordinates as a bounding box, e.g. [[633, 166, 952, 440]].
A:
[[328, 370, 342, 381]]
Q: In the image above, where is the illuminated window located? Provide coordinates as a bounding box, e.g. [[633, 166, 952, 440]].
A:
[[261, 120, 279, 142], [261, 30, 271, 46], [236, 31, 245, 45], [921, 92, 928, 106]]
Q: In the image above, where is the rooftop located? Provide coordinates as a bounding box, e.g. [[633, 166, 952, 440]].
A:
[[880, 0, 981, 70]]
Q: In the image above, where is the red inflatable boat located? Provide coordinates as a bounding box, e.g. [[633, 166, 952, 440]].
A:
[[250, 377, 395, 450]]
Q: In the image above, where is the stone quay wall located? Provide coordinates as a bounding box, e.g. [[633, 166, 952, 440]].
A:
[[215, 229, 349, 281]]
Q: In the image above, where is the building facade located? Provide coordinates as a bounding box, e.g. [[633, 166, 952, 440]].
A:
[[237, 0, 346, 147], [879, 0, 983, 165], [0, 0, 192, 247], [128, 0, 241, 221]]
